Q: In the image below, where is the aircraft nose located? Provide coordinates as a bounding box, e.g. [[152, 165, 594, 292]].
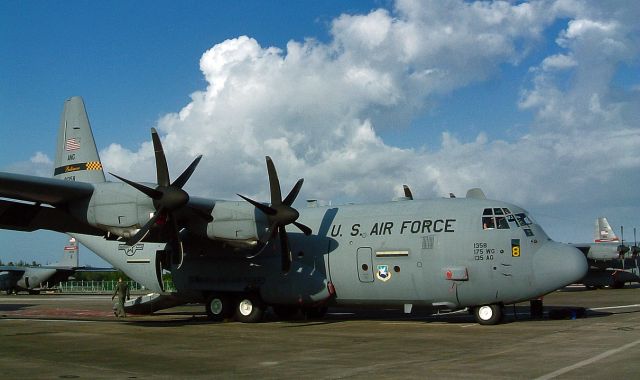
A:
[[534, 241, 588, 294]]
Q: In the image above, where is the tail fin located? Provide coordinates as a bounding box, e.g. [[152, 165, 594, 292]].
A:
[[594, 217, 619, 243], [54, 97, 105, 183], [51, 237, 80, 268]]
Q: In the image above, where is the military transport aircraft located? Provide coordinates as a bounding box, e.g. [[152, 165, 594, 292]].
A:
[[573, 217, 632, 260], [0, 237, 110, 294], [574, 217, 640, 288], [0, 97, 588, 324]]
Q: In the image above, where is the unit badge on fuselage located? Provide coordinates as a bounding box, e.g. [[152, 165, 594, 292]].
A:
[[376, 265, 392, 282]]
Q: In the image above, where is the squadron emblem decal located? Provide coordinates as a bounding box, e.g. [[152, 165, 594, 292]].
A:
[[376, 265, 392, 282]]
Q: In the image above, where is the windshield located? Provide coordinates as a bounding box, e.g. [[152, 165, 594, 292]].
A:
[[482, 207, 533, 231]]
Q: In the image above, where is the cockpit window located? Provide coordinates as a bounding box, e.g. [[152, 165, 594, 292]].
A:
[[482, 208, 533, 231], [515, 213, 532, 226], [483, 208, 509, 230]]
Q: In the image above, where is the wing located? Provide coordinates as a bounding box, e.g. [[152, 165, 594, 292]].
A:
[[0, 266, 26, 273], [0, 199, 103, 234], [0, 172, 94, 205]]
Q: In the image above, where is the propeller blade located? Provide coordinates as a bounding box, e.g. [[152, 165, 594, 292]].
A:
[[237, 194, 277, 215], [403, 185, 414, 200], [172, 155, 203, 189], [126, 211, 162, 246], [265, 156, 282, 206], [257, 222, 276, 244], [279, 226, 292, 273], [169, 216, 184, 269], [283, 179, 304, 206], [109, 172, 162, 200], [293, 221, 312, 236], [151, 128, 170, 187]]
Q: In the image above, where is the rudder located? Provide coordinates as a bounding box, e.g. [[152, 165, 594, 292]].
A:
[[51, 237, 80, 268], [54, 97, 105, 183], [594, 217, 619, 243]]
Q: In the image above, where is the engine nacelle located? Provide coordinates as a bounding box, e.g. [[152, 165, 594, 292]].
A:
[[74, 182, 155, 239], [206, 201, 265, 243]]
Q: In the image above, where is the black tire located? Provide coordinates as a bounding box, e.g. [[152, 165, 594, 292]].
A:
[[303, 305, 328, 320], [611, 280, 625, 289], [235, 294, 265, 323], [205, 293, 233, 321], [473, 304, 503, 325], [272, 305, 299, 321]]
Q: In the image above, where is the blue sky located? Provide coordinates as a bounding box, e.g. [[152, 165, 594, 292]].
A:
[[1, 1, 639, 266]]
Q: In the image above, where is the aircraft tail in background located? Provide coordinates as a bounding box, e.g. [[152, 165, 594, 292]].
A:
[[594, 217, 619, 243], [54, 96, 105, 183], [49, 237, 80, 268]]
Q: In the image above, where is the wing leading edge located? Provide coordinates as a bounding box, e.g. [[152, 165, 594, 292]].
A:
[[0, 172, 94, 205]]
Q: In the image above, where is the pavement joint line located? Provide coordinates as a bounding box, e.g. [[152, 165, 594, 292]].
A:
[[534, 338, 640, 380], [590, 304, 640, 311]]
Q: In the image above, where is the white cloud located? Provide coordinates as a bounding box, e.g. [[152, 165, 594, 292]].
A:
[[93, 0, 639, 232], [4, 152, 53, 177]]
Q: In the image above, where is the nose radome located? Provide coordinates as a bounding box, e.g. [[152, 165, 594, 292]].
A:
[[534, 241, 588, 294]]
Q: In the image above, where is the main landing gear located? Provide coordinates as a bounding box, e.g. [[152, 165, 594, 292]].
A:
[[204, 292, 270, 323], [204, 292, 328, 323], [472, 304, 504, 325]]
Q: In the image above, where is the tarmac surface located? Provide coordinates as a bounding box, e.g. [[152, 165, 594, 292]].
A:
[[0, 285, 639, 379]]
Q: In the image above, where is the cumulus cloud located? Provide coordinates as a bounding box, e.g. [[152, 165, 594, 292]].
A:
[[4, 152, 53, 177], [96, 0, 639, 228]]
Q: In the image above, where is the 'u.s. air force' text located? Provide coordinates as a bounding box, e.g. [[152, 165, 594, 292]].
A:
[[330, 219, 456, 237]]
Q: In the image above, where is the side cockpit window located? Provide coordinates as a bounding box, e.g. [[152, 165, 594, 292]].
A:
[[515, 213, 532, 226]]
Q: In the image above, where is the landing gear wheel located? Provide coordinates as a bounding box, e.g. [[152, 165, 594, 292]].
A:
[[205, 294, 233, 321], [473, 304, 503, 325], [272, 305, 299, 321], [235, 294, 265, 323], [303, 306, 328, 320]]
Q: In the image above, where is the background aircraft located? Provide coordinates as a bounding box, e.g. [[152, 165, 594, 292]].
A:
[[574, 217, 640, 289], [0, 97, 587, 324], [0, 237, 111, 294]]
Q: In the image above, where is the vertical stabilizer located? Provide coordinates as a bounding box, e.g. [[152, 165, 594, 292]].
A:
[[51, 237, 80, 268], [594, 217, 619, 243], [54, 97, 105, 183]]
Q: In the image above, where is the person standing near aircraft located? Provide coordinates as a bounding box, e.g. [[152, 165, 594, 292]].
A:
[[112, 277, 130, 318]]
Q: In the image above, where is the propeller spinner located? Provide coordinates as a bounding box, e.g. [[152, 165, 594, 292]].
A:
[[109, 128, 205, 269], [238, 156, 312, 272]]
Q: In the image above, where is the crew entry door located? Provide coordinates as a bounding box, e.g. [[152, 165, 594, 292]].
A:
[[357, 247, 374, 283]]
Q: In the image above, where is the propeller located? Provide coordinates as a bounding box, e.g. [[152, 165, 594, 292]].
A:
[[617, 226, 630, 258], [109, 128, 205, 269], [237, 156, 312, 272]]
